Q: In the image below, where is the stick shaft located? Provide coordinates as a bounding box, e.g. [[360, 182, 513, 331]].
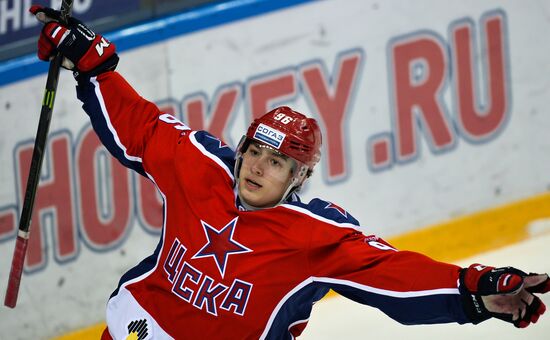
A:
[[4, 0, 74, 309]]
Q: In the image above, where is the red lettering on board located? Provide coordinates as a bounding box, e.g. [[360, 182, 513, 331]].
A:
[[391, 35, 455, 161], [16, 134, 76, 270], [0, 207, 16, 241], [158, 102, 178, 117], [452, 13, 508, 140], [301, 50, 363, 180], [183, 84, 241, 144], [248, 71, 297, 119], [77, 128, 132, 249]]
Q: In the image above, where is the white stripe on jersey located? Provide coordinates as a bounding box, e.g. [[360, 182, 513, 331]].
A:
[[259, 277, 314, 340], [279, 203, 361, 231], [91, 76, 143, 164], [288, 317, 309, 340], [312, 277, 459, 298]]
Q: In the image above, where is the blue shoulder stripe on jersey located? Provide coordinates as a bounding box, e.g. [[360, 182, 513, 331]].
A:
[[193, 130, 237, 174], [287, 198, 360, 226], [76, 79, 147, 177]]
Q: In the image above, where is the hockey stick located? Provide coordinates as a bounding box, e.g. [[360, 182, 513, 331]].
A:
[[4, 0, 74, 308]]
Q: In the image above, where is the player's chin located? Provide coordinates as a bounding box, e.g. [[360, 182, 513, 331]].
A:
[[239, 189, 272, 208], [240, 190, 261, 204]]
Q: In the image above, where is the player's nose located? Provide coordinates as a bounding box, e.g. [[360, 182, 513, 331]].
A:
[[250, 157, 265, 176]]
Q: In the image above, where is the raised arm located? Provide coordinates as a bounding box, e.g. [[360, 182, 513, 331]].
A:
[[31, 5, 191, 179]]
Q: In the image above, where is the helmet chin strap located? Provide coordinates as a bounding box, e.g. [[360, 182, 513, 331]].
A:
[[277, 164, 308, 205]]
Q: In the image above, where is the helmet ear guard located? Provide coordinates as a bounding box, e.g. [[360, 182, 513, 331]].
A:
[[233, 135, 249, 183], [282, 162, 310, 197]]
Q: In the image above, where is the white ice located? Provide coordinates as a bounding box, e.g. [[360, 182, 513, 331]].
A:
[[301, 232, 550, 340]]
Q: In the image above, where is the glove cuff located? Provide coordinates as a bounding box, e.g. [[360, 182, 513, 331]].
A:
[[459, 268, 492, 324], [73, 54, 119, 81]]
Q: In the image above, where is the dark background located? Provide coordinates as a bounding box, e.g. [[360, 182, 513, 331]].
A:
[[0, 0, 221, 62]]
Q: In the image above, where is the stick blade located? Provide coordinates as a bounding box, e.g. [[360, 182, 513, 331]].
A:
[[4, 236, 29, 308]]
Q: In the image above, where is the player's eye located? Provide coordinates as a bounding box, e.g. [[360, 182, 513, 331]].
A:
[[270, 158, 280, 167], [248, 146, 260, 156]]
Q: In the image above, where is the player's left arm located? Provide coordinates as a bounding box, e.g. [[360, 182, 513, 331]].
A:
[[307, 227, 549, 327]]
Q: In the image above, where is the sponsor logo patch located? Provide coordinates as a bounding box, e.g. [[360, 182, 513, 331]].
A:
[[126, 319, 149, 340], [253, 123, 286, 149]]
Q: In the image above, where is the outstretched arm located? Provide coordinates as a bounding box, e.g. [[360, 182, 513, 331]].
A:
[[308, 226, 548, 327]]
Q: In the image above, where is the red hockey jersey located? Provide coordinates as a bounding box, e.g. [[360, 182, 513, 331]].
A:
[[76, 72, 470, 339]]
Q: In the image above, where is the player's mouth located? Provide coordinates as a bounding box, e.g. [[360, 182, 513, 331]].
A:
[[245, 178, 262, 190]]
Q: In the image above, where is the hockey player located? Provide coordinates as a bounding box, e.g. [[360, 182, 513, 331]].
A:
[[30, 5, 549, 340]]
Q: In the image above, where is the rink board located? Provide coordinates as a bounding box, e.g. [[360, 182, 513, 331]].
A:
[[0, 0, 549, 339]]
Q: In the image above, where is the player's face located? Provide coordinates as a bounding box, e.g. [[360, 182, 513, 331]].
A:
[[238, 142, 295, 208]]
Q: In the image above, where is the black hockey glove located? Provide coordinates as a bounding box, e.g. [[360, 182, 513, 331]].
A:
[[30, 4, 119, 79], [459, 263, 549, 328]]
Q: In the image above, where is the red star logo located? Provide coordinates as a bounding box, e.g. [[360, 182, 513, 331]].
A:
[[192, 217, 252, 278]]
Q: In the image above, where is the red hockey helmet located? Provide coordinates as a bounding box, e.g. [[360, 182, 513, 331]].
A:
[[244, 106, 322, 169], [234, 106, 322, 208]]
